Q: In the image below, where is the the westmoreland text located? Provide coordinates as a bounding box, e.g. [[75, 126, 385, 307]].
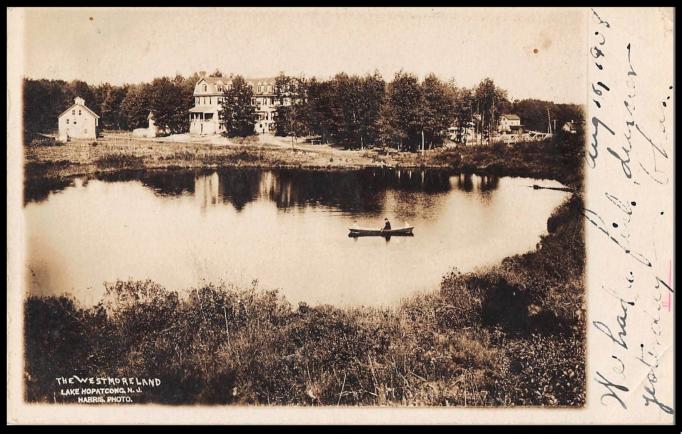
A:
[[55, 376, 161, 387]]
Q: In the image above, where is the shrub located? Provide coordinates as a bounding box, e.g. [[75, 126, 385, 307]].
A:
[[28, 137, 64, 147]]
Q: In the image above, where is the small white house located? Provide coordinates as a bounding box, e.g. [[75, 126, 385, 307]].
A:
[[498, 114, 522, 134], [58, 97, 99, 142], [562, 120, 578, 134]]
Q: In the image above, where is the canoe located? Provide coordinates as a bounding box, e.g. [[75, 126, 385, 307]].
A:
[[348, 227, 414, 237]]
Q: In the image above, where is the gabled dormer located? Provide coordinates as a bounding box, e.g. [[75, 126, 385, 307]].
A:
[[193, 76, 227, 96]]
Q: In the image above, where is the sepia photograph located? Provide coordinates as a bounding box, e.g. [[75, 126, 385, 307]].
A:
[[6, 6, 675, 425]]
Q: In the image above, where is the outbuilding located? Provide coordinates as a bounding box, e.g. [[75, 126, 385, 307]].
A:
[[58, 97, 99, 142]]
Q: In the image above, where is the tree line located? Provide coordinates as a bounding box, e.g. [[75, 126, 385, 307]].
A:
[[218, 71, 584, 151], [23, 71, 584, 151], [23, 73, 203, 138]]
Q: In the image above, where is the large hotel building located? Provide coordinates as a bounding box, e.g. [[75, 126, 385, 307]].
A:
[[189, 72, 284, 135]]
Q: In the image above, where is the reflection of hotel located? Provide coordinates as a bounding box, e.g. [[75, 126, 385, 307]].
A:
[[189, 72, 285, 136], [194, 172, 220, 209]]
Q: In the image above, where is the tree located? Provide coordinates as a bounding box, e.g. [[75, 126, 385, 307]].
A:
[[420, 74, 456, 149], [23, 78, 70, 136], [219, 75, 256, 137], [273, 73, 307, 141], [329, 73, 363, 148], [148, 77, 192, 134], [453, 87, 474, 143], [473, 78, 509, 137], [377, 99, 406, 150], [119, 84, 151, 130], [378, 72, 422, 151], [65, 80, 96, 109], [94, 83, 128, 130], [354, 72, 385, 149], [302, 78, 335, 143], [273, 73, 292, 137]]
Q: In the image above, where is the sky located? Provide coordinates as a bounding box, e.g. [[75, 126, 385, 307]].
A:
[[21, 7, 587, 104]]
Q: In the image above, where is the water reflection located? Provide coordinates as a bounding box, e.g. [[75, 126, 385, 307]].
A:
[[24, 177, 75, 204], [24, 168, 568, 307], [480, 175, 500, 192], [26, 168, 499, 213], [456, 173, 474, 192]]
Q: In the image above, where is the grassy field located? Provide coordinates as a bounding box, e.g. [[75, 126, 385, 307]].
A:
[[24, 194, 585, 406]]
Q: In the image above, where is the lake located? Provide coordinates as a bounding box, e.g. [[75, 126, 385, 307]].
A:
[[24, 168, 570, 307]]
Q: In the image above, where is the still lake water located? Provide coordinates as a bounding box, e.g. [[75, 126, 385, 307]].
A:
[[24, 168, 569, 307]]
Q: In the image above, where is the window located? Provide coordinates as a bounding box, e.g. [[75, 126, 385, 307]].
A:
[[66, 119, 69, 124], [78, 110, 81, 116], [73, 121, 77, 125], [209, 97, 212, 105], [204, 84, 207, 91], [72, 110, 75, 115]]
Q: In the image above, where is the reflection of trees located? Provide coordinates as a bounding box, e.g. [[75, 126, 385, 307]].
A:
[[393, 169, 452, 193], [197, 168, 455, 214], [141, 171, 196, 196], [456, 173, 474, 192], [216, 169, 263, 211], [454, 173, 500, 195], [263, 170, 385, 213], [28, 167, 463, 216], [479, 175, 499, 192], [259, 168, 453, 214], [24, 177, 74, 204], [95, 170, 197, 197]]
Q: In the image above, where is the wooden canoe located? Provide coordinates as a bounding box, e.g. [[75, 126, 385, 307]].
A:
[[348, 227, 414, 237]]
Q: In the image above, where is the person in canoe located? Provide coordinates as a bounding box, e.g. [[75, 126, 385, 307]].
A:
[[382, 218, 391, 231]]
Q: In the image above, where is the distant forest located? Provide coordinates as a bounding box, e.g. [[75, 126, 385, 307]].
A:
[[23, 70, 584, 150]]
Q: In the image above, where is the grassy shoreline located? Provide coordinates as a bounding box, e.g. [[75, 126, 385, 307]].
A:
[[24, 192, 585, 406], [24, 132, 584, 188]]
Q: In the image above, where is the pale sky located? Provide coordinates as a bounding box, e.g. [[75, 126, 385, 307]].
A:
[[21, 7, 587, 104]]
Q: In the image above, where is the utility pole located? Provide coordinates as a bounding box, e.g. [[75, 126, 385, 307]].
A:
[[421, 129, 425, 156], [491, 95, 495, 141]]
